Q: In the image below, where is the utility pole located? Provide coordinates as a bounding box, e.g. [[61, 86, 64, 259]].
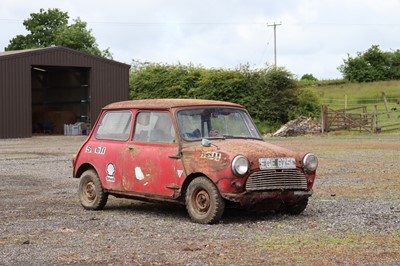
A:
[[267, 22, 282, 68]]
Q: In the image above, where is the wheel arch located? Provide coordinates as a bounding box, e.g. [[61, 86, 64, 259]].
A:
[[75, 163, 98, 179], [180, 172, 215, 199]]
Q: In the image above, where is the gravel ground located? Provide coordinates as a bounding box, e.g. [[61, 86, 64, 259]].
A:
[[0, 135, 399, 265]]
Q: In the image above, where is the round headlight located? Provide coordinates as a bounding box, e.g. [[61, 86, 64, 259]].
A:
[[232, 155, 249, 176], [303, 153, 318, 172]]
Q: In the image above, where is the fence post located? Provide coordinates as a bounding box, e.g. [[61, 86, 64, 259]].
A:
[[321, 105, 325, 133], [373, 105, 378, 133], [382, 92, 391, 118]]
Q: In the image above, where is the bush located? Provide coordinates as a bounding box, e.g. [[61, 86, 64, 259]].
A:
[[291, 87, 321, 118], [129, 62, 320, 128]]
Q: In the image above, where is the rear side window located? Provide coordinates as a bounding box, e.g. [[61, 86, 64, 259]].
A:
[[95, 110, 132, 141]]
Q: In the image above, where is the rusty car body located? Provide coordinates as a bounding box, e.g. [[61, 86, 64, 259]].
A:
[[72, 99, 318, 224]]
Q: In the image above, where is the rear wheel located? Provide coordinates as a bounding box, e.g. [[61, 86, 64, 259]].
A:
[[185, 176, 225, 224], [78, 169, 108, 210]]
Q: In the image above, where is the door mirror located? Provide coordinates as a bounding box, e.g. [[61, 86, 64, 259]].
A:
[[201, 138, 211, 147]]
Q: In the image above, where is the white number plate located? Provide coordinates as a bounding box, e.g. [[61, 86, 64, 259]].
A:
[[259, 157, 296, 170]]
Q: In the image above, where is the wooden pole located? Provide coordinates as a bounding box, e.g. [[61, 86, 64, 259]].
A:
[[374, 105, 378, 133], [382, 92, 390, 118]]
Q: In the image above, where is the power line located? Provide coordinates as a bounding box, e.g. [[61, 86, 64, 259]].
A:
[[1, 18, 399, 27]]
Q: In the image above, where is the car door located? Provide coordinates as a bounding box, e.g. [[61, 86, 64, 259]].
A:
[[122, 111, 184, 197]]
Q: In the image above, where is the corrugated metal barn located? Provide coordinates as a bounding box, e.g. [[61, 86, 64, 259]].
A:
[[0, 46, 130, 138]]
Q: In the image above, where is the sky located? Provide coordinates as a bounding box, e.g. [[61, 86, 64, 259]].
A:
[[1, 0, 400, 80]]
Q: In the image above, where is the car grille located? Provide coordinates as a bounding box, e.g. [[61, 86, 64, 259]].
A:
[[245, 169, 307, 191]]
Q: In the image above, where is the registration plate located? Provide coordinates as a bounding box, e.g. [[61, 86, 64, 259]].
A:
[[259, 157, 296, 170]]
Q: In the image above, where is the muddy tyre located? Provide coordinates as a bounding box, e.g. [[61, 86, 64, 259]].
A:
[[283, 198, 309, 215], [185, 176, 225, 224], [79, 169, 108, 210]]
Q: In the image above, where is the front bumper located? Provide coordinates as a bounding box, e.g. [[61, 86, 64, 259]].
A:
[[222, 190, 313, 210]]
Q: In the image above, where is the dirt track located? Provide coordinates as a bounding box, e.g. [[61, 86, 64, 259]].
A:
[[0, 135, 399, 265]]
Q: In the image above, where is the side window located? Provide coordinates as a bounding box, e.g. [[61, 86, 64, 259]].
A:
[[133, 112, 176, 143], [95, 110, 132, 141]]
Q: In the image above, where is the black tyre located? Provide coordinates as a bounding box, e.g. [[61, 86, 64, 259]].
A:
[[283, 198, 309, 215], [185, 176, 225, 224], [78, 169, 108, 210]]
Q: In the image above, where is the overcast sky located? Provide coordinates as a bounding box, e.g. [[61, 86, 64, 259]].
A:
[[1, 0, 400, 79]]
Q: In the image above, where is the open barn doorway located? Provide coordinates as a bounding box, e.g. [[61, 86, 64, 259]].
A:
[[31, 66, 90, 135]]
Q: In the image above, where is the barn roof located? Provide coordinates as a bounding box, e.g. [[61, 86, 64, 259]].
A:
[[0, 46, 130, 67]]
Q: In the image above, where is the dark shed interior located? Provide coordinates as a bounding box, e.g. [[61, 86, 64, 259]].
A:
[[31, 66, 90, 134]]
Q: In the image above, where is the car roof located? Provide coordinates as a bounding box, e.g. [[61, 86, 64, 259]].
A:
[[104, 98, 244, 110]]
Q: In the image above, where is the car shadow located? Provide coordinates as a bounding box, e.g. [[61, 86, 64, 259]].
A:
[[101, 197, 312, 224]]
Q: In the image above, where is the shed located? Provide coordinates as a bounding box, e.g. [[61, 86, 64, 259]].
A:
[[0, 46, 130, 138]]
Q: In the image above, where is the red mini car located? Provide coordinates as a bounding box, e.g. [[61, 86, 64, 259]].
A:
[[72, 99, 318, 224]]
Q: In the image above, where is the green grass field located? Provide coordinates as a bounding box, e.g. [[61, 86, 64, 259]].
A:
[[312, 80, 400, 132], [316, 80, 400, 112]]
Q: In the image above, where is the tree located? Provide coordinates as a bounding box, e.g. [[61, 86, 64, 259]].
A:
[[5, 8, 111, 58], [300, 73, 318, 81], [339, 45, 400, 82]]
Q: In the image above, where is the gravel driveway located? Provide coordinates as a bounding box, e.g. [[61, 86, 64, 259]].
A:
[[0, 135, 399, 265]]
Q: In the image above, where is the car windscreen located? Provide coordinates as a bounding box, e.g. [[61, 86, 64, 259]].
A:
[[176, 107, 261, 141]]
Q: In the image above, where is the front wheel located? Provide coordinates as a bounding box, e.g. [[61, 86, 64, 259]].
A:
[[185, 176, 225, 224], [282, 198, 309, 215], [78, 169, 108, 210]]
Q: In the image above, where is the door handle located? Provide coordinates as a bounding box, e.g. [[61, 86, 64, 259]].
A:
[[128, 146, 134, 150]]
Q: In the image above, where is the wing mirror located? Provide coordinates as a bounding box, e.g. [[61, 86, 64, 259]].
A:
[[201, 138, 220, 150], [201, 138, 211, 147]]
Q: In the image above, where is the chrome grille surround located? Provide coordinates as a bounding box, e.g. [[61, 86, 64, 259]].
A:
[[245, 169, 307, 191]]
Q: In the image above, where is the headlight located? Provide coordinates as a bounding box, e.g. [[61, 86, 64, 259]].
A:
[[232, 155, 249, 176], [303, 153, 318, 172]]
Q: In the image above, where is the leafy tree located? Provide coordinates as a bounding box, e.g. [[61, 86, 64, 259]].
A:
[[339, 45, 400, 82], [6, 8, 69, 50], [300, 73, 318, 81], [5, 8, 111, 58]]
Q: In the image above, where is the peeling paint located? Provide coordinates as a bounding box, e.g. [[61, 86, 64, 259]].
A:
[[135, 167, 145, 180]]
